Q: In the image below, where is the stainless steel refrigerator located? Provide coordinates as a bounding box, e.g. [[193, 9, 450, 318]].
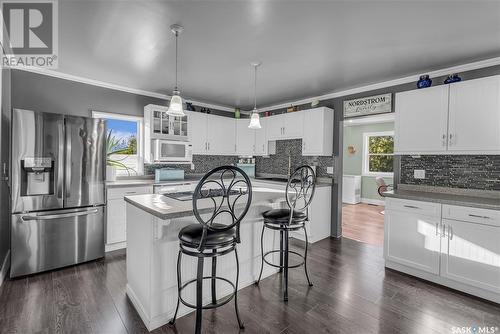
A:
[[10, 109, 106, 277]]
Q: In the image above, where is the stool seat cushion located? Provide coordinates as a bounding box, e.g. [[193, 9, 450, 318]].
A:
[[262, 209, 307, 223], [179, 224, 235, 247]]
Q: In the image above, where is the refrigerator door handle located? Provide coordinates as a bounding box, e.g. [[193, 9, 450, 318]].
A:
[[65, 122, 72, 199], [21, 208, 99, 221]]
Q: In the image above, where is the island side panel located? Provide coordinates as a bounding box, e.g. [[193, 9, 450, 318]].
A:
[[126, 203, 154, 325]]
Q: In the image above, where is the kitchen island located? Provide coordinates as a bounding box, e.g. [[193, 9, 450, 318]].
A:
[[124, 181, 289, 331]]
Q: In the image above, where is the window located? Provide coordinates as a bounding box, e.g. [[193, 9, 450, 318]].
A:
[[92, 111, 144, 176], [362, 131, 394, 176]]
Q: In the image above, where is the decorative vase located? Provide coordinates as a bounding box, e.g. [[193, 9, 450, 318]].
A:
[[444, 73, 462, 84], [186, 102, 196, 111], [417, 75, 432, 89], [106, 166, 117, 181], [234, 108, 241, 119]]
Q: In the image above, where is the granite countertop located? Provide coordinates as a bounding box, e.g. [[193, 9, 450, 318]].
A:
[[125, 184, 287, 220], [383, 184, 500, 211]]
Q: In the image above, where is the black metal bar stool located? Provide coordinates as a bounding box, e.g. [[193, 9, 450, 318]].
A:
[[255, 165, 316, 301], [170, 166, 252, 334]]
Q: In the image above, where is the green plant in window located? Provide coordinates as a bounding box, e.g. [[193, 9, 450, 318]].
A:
[[368, 136, 394, 173], [106, 130, 136, 175]]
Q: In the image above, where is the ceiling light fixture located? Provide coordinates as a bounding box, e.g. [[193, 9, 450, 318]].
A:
[[248, 62, 262, 129], [167, 24, 185, 117]]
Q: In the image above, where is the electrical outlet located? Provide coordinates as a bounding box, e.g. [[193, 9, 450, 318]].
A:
[[327, 166, 334, 174], [414, 169, 426, 179]]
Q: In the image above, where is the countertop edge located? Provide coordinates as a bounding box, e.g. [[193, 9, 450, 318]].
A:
[[383, 191, 500, 211]]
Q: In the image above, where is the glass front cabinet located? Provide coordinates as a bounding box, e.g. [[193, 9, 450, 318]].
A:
[[144, 104, 188, 141]]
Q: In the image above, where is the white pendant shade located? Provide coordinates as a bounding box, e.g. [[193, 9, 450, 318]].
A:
[[248, 110, 261, 129], [168, 93, 185, 116]]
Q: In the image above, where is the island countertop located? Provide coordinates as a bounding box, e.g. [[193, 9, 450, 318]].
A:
[[124, 183, 287, 220]]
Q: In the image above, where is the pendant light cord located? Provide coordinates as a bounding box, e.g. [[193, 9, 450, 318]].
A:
[[254, 65, 257, 110], [175, 31, 178, 91]]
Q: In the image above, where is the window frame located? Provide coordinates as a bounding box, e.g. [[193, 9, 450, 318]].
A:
[[362, 130, 394, 177], [92, 111, 144, 176]]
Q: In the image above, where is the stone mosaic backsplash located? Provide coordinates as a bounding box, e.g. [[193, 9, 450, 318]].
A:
[[399, 155, 500, 191], [255, 139, 334, 178], [144, 155, 239, 175]]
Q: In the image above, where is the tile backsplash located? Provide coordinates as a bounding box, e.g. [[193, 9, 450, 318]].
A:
[[255, 139, 334, 178], [400, 155, 500, 191], [144, 155, 239, 175]]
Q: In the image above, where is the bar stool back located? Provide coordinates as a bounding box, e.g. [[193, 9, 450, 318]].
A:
[[170, 166, 252, 334], [256, 165, 316, 301]]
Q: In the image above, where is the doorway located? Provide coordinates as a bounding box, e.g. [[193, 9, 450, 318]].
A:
[[341, 115, 395, 246]]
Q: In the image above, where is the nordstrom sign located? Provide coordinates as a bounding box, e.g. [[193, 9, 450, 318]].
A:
[[343, 93, 392, 118]]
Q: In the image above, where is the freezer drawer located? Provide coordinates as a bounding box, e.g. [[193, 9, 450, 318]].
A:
[[11, 206, 105, 277]]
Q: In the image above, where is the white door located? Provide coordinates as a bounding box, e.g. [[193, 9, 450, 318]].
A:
[[385, 210, 441, 274], [441, 219, 500, 293], [236, 119, 255, 155], [395, 85, 449, 154], [254, 118, 267, 156], [302, 108, 324, 155], [448, 75, 500, 153], [188, 112, 207, 154], [283, 111, 304, 139], [208, 116, 236, 155], [266, 114, 285, 140]]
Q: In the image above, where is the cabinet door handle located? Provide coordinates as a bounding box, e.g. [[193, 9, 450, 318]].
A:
[[403, 205, 420, 209], [435, 223, 439, 236], [448, 225, 454, 240], [441, 223, 446, 238], [125, 191, 137, 194], [468, 214, 490, 219], [449, 133, 453, 146], [442, 134, 447, 147], [208, 142, 210, 150]]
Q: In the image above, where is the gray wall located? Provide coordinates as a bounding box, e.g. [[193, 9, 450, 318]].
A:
[[0, 66, 11, 273], [267, 64, 500, 238], [11, 70, 233, 117]]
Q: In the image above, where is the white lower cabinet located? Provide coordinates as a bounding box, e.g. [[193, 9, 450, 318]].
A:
[[106, 185, 153, 251], [384, 199, 441, 274], [385, 198, 500, 303], [441, 218, 500, 294]]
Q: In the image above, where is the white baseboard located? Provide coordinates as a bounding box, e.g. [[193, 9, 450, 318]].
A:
[[105, 241, 126, 253], [0, 250, 10, 287], [361, 198, 385, 206]]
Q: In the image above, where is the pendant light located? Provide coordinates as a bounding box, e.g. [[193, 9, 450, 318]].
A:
[[248, 62, 262, 129], [167, 24, 185, 117]]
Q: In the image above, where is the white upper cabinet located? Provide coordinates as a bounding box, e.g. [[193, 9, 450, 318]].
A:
[[236, 119, 255, 155], [395, 85, 449, 154], [283, 111, 304, 139], [266, 113, 286, 140], [302, 107, 334, 156], [187, 111, 208, 154], [448, 76, 500, 153], [395, 75, 500, 155], [253, 118, 268, 156], [207, 115, 236, 155]]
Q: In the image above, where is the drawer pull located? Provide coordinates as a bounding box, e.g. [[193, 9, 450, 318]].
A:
[[125, 191, 138, 194], [468, 214, 490, 219], [403, 205, 420, 209]]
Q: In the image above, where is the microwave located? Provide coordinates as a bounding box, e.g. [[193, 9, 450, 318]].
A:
[[152, 139, 193, 162]]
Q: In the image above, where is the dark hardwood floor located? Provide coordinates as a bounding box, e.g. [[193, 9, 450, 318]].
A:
[[342, 203, 385, 246], [1, 237, 499, 334]]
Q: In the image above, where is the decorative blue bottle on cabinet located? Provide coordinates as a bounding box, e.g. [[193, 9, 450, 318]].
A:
[[444, 73, 462, 84], [417, 75, 432, 89]]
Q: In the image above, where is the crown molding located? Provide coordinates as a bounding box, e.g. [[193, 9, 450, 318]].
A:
[[13, 66, 235, 112], [258, 56, 500, 112]]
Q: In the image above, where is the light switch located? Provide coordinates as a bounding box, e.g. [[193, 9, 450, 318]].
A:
[[326, 166, 334, 174], [414, 169, 426, 179]]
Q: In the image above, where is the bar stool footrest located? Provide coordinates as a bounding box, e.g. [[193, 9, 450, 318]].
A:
[[179, 276, 236, 310], [263, 249, 305, 269]]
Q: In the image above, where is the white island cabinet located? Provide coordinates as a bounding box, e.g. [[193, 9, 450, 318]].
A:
[[384, 197, 500, 303], [125, 185, 285, 331]]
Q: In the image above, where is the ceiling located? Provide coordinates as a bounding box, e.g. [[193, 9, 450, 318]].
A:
[[56, 0, 500, 109]]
